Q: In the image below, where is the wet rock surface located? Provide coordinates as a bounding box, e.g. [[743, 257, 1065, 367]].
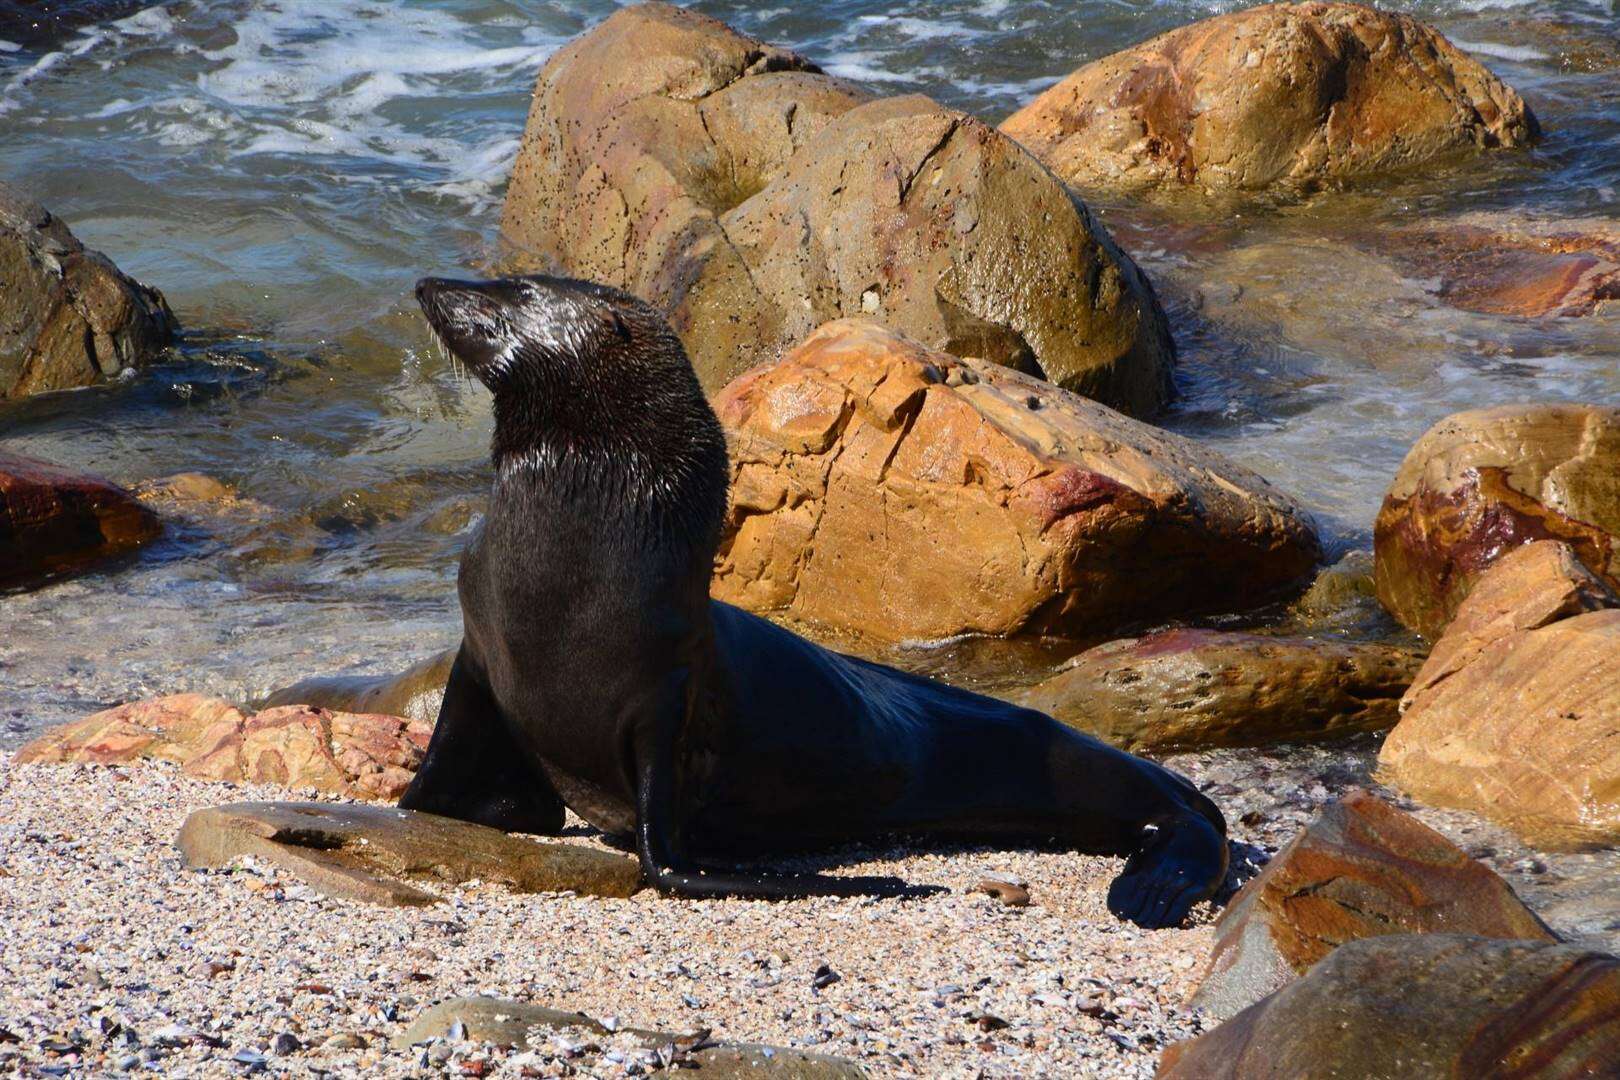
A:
[[0, 181, 175, 400], [1381, 213, 1620, 318], [261, 648, 457, 724], [0, 451, 161, 588], [713, 320, 1319, 644], [1379, 545, 1620, 850], [0, 2, 156, 48], [499, 3, 1174, 414], [396, 996, 866, 1076], [1374, 402, 1620, 639], [1002, 1, 1537, 194], [1019, 629, 1421, 752], [177, 802, 643, 906], [16, 695, 432, 802], [1193, 790, 1553, 1019], [1160, 934, 1620, 1079]]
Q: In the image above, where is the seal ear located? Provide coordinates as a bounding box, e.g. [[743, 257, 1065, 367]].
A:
[[605, 309, 631, 343]]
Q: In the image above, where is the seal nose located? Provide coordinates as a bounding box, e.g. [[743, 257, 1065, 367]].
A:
[[415, 276, 446, 313]]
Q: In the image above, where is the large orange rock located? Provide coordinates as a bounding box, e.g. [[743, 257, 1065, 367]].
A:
[[0, 181, 175, 399], [712, 320, 1320, 643], [0, 451, 161, 586], [1401, 540, 1618, 707], [499, 3, 1175, 415], [1018, 629, 1420, 752], [1002, 2, 1537, 194], [1160, 935, 1620, 1079], [1373, 403, 1620, 639], [17, 694, 432, 802], [1379, 544, 1620, 849], [1193, 790, 1553, 1019]]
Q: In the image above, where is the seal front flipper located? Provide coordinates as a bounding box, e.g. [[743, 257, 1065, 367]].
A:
[[399, 646, 565, 835], [633, 672, 909, 901]]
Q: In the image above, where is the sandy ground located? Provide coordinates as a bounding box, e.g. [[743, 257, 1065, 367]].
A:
[[0, 752, 1221, 1079]]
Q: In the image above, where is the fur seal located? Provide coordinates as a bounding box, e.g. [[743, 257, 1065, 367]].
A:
[[401, 274, 1229, 928]]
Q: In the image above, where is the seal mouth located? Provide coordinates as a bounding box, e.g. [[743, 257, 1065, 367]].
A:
[[415, 276, 518, 387]]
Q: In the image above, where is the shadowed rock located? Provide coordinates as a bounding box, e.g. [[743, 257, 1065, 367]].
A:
[[1019, 630, 1422, 752], [1380, 542, 1620, 849], [499, 3, 1175, 415], [0, 181, 175, 399], [714, 320, 1319, 643], [1373, 403, 1620, 640], [0, 451, 161, 587], [178, 802, 643, 907], [1193, 790, 1554, 1019], [1003, 1, 1537, 195], [1160, 935, 1620, 1079], [0, 2, 155, 48], [396, 997, 866, 1077]]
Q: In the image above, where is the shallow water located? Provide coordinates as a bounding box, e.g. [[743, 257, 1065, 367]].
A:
[[1, 0, 1618, 738]]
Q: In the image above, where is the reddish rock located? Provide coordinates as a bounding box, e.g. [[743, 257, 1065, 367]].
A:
[[1160, 935, 1620, 1079], [0, 451, 161, 586], [1379, 544, 1620, 849], [499, 3, 1175, 414], [713, 320, 1319, 643], [1019, 629, 1419, 752], [1373, 403, 1620, 639], [1386, 215, 1620, 318], [0, 181, 175, 399], [17, 695, 432, 802], [1002, 2, 1536, 195], [1193, 790, 1554, 1019]]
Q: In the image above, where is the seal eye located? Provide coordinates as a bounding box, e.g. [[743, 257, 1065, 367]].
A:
[[606, 310, 631, 342]]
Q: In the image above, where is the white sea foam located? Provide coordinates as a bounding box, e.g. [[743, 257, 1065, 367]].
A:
[[1449, 37, 1551, 61]]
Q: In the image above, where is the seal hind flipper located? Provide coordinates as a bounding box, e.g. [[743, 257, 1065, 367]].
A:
[[399, 646, 565, 835]]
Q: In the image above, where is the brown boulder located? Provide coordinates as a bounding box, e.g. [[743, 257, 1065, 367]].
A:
[[261, 648, 457, 724], [500, 3, 1174, 415], [1373, 403, 1620, 639], [0, 451, 161, 586], [1402, 540, 1618, 707], [1159, 935, 1620, 1079], [177, 802, 642, 906], [0, 181, 175, 399], [397, 997, 865, 1076], [1379, 547, 1620, 849], [17, 694, 431, 802], [713, 321, 1320, 643], [1019, 629, 1421, 752], [1002, 2, 1537, 195], [1193, 790, 1553, 1019]]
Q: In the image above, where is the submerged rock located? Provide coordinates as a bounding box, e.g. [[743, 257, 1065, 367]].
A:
[[499, 2, 1174, 415], [17, 695, 431, 802], [713, 320, 1319, 643], [1160, 935, 1620, 1078], [178, 802, 642, 906], [1379, 543, 1620, 849], [396, 997, 865, 1076], [0, 451, 161, 587], [1193, 790, 1553, 1019], [1019, 629, 1421, 752], [1373, 403, 1620, 639], [0, 181, 175, 400], [1002, 1, 1537, 195], [262, 648, 457, 724], [0, 2, 157, 49], [1382, 213, 1620, 318]]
